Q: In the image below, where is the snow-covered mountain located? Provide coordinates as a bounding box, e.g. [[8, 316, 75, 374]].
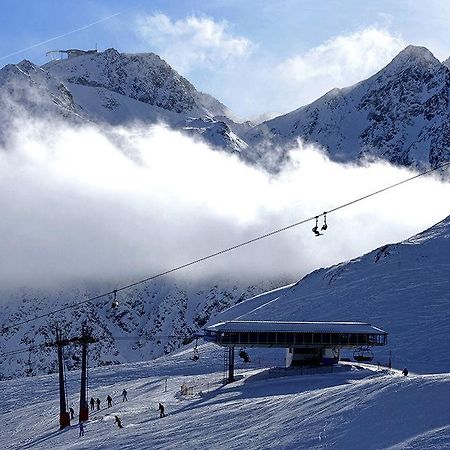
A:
[[3, 45, 450, 167], [0, 60, 82, 144], [0, 49, 249, 153], [43, 49, 229, 118], [246, 45, 450, 169], [0, 278, 286, 379], [3, 45, 450, 381], [213, 214, 450, 374]]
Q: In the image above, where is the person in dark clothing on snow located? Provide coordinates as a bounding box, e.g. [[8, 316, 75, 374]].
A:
[[402, 368, 409, 376], [106, 395, 113, 407], [79, 422, 85, 437], [69, 407, 74, 419], [158, 403, 166, 418], [122, 389, 128, 402], [96, 398, 101, 410], [114, 415, 123, 428], [90, 397, 95, 411]]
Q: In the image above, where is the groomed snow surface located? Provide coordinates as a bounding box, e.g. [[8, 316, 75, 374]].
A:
[[2, 343, 450, 450]]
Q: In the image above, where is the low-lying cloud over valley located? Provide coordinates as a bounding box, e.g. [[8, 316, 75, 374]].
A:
[[1, 118, 449, 290]]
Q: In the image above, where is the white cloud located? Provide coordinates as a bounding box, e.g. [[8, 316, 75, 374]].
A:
[[275, 27, 406, 106], [1, 117, 450, 290], [133, 15, 407, 117], [136, 13, 253, 73], [190, 26, 407, 117]]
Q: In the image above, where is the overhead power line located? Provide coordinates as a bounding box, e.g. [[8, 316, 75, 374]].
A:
[[4, 160, 450, 332]]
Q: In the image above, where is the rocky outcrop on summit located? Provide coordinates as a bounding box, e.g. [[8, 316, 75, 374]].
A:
[[246, 46, 450, 169]]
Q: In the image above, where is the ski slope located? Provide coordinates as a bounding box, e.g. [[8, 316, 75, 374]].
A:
[[212, 215, 450, 375], [2, 343, 450, 450]]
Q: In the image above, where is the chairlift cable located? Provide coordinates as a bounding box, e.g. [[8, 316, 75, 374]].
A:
[[4, 160, 450, 332]]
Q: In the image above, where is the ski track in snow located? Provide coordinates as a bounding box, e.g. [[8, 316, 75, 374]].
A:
[[1, 344, 450, 450]]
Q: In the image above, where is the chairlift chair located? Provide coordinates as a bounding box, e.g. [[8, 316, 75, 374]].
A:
[[321, 212, 328, 231], [312, 217, 322, 236], [353, 346, 374, 362]]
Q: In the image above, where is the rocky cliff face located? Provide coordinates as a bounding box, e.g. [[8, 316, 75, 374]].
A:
[[0, 278, 286, 379], [246, 46, 450, 169]]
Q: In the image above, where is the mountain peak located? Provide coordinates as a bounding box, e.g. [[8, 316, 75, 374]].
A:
[[43, 48, 230, 118], [103, 47, 120, 57], [388, 45, 440, 70], [16, 59, 38, 71]]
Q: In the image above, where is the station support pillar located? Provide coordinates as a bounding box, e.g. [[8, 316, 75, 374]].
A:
[[228, 346, 235, 383]]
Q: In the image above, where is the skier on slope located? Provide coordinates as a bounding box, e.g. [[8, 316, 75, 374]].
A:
[[90, 397, 95, 411], [69, 407, 75, 419], [114, 415, 123, 428], [79, 422, 85, 437], [106, 395, 113, 407], [158, 403, 166, 418], [122, 389, 128, 402], [96, 398, 101, 410], [402, 367, 409, 376]]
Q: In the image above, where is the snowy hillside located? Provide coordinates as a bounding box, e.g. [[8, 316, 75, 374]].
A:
[[43, 49, 230, 118], [0, 50, 248, 153], [246, 45, 450, 169], [4, 45, 450, 166], [212, 214, 450, 374], [1, 345, 450, 450], [0, 60, 83, 143], [0, 278, 285, 380]]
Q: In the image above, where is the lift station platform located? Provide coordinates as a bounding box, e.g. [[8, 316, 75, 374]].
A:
[[204, 320, 388, 383]]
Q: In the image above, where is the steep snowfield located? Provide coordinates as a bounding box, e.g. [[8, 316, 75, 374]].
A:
[[246, 46, 450, 169], [213, 215, 450, 374], [1, 345, 450, 450]]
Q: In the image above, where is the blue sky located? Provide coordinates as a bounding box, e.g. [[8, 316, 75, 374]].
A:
[[1, 0, 450, 118]]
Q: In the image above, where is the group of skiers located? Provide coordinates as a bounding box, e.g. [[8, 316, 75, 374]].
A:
[[89, 397, 101, 411], [77, 388, 166, 437], [88, 389, 127, 412]]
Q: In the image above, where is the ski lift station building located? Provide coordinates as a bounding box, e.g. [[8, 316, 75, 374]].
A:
[[204, 320, 387, 381]]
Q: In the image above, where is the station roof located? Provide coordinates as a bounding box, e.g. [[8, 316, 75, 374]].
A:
[[206, 320, 387, 335]]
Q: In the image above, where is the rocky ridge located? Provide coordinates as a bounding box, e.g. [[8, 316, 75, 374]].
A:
[[246, 46, 450, 169]]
